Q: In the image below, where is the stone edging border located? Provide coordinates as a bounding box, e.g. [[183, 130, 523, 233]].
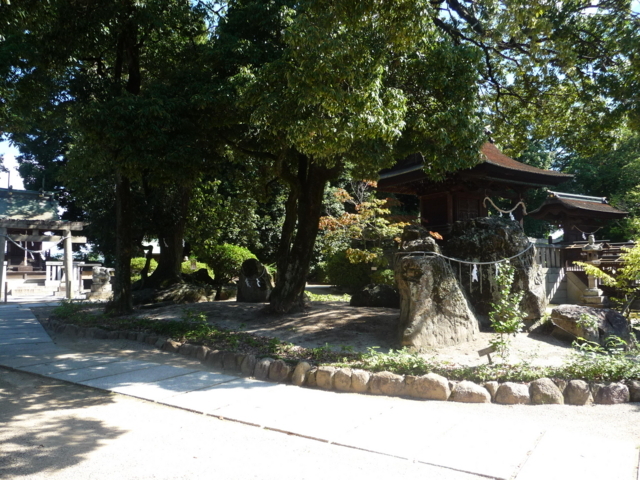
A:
[[43, 319, 640, 406]]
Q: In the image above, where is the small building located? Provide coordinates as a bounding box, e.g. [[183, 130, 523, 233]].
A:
[[528, 191, 628, 243], [0, 187, 60, 269], [377, 142, 572, 234], [0, 187, 87, 300]]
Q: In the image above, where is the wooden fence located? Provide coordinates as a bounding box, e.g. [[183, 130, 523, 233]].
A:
[[534, 244, 564, 268]]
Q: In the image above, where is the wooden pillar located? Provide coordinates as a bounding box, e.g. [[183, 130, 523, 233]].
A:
[[63, 228, 74, 300], [446, 193, 454, 224], [0, 227, 6, 302]]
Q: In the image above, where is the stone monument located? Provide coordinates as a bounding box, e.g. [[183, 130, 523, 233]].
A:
[[87, 266, 113, 301], [237, 258, 273, 303]]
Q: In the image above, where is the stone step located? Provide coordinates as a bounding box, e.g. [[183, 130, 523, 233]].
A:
[[546, 284, 567, 292]]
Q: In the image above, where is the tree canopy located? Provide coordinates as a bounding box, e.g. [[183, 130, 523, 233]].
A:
[[1, 0, 639, 312]]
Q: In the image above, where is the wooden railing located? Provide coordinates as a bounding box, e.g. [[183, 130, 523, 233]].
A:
[[534, 244, 564, 268]]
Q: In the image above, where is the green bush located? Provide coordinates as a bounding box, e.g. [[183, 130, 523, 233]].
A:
[[131, 257, 158, 282], [370, 268, 395, 287], [180, 259, 213, 277], [196, 243, 256, 284], [325, 250, 371, 290]]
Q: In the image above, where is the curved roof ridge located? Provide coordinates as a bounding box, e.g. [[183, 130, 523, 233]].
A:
[[481, 143, 572, 178]]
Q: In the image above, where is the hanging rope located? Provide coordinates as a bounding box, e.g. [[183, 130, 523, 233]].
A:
[[572, 225, 603, 239], [1, 233, 71, 254], [483, 197, 527, 219], [398, 241, 534, 266]]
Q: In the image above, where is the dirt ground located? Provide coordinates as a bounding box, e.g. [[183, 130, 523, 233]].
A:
[[33, 298, 576, 367]]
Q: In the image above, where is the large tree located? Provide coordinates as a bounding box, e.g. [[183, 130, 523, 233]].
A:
[[213, 0, 639, 313], [214, 0, 485, 312], [0, 0, 224, 310]]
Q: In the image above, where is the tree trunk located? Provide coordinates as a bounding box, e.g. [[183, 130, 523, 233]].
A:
[[110, 172, 134, 314], [108, 14, 140, 314], [267, 157, 339, 313], [139, 244, 154, 285], [145, 184, 191, 289], [146, 230, 185, 288]]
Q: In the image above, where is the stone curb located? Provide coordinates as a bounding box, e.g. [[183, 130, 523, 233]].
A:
[[43, 319, 639, 407]]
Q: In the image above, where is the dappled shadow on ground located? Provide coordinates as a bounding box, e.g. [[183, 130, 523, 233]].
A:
[[137, 301, 400, 352], [0, 367, 124, 478], [31, 301, 586, 365]]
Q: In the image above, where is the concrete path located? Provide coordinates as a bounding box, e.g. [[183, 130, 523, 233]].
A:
[[1, 302, 639, 480]]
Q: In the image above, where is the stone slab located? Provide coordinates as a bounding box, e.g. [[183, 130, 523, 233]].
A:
[[0, 328, 47, 336], [0, 348, 72, 368], [516, 429, 639, 480], [0, 318, 42, 324], [161, 377, 289, 415], [21, 356, 121, 375], [111, 371, 239, 401], [414, 421, 544, 479], [0, 332, 51, 342], [80, 364, 198, 390], [0, 342, 57, 358], [332, 401, 457, 459], [0, 320, 42, 327], [49, 359, 160, 383], [214, 386, 396, 442], [0, 336, 50, 345], [0, 318, 45, 324]]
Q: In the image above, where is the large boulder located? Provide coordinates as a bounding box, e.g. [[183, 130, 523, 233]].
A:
[[183, 268, 216, 286], [237, 259, 273, 303], [395, 254, 479, 349], [153, 284, 209, 303], [550, 305, 631, 345], [400, 225, 442, 253], [350, 284, 399, 308], [443, 217, 546, 322]]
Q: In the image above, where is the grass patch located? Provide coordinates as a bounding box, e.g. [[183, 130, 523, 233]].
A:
[[305, 291, 351, 302]]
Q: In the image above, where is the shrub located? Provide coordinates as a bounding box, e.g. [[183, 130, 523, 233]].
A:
[[196, 243, 256, 284], [131, 257, 158, 282], [180, 259, 213, 277], [325, 249, 371, 290], [370, 268, 395, 287], [489, 262, 525, 359]]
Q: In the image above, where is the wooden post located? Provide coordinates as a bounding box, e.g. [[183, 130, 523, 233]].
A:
[[0, 227, 6, 302], [63, 228, 74, 300]]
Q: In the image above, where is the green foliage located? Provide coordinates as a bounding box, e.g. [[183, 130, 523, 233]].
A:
[[52, 300, 87, 323], [489, 263, 525, 359], [305, 292, 351, 302], [356, 347, 436, 375], [562, 335, 640, 382], [194, 243, 256, 285], [576, 313, 600, 332], [319, 184, 406, 259], [575, 242, 640, 315], [324, 250, 372, 291], [370, 269, 395, 287], [131, 257, 158, 277], [180, 259, 212, 277]]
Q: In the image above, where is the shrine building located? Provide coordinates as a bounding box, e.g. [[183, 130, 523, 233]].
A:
[[0, 187, 86, 300], [377, 142, 573, 235]]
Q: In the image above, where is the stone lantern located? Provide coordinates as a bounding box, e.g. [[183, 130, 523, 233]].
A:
[[581, 235, 606, 306]]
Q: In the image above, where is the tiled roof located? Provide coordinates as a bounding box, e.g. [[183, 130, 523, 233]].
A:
[[529, 193, 627, 219], [379, 142, 573, 184], [481, 143, 572, 178]]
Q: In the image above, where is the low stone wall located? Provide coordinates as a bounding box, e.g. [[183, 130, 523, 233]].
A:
[[42, 318, 640, 406]]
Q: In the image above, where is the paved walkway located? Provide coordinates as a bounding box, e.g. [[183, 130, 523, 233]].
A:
[[1, 301, 639, 480]]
